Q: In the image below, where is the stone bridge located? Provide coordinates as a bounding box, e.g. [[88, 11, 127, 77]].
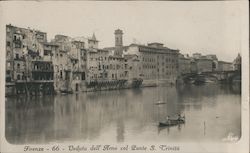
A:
[[178, 70, 241, 84]]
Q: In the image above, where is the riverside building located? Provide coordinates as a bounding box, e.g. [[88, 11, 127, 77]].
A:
[[124, 43, 179, 86], [105, 29, 179, 86], [5, 25, 182, 95], [5, 24, 55, 95]]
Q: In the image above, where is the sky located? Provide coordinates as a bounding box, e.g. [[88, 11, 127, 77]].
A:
[[0, 1, 247, 62]]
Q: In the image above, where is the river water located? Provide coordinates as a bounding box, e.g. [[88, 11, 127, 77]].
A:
[[5, 83, 241, 144]]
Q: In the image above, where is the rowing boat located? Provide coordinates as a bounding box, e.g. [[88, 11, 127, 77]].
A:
[[159, 118, 185, 127], [155, 101, 166, 105]]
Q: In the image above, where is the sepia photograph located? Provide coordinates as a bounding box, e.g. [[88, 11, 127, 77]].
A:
[[0, 1, 248, 153]]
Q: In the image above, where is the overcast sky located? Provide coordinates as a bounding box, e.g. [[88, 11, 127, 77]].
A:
[[1, 1, 246, 62]]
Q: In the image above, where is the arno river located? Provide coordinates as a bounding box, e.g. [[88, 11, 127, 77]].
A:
[[5, 83, 241, 144]]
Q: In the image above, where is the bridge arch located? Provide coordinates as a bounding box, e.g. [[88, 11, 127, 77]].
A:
[[178, 71, 240, 84]]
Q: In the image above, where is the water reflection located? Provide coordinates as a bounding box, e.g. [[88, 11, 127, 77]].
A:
[[6, 84, 241, 144]]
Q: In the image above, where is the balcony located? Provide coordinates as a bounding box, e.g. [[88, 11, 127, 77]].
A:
[[31, 61, 54, 72]]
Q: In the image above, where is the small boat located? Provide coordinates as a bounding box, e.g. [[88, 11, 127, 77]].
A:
[[60, 89, 73, 94], [158, 117, 185, 127], [155, 101, 166, 105]]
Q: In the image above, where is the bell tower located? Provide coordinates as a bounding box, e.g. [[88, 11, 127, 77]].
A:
[[115, 29, 123, 47]]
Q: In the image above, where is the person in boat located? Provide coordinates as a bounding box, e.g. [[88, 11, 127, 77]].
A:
[[166, 116, 170, 124], [177, 114, 181, 121]]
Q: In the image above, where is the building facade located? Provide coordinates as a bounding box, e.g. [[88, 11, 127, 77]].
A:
[[196, 58, 213, 73], [6, 24, 47, 83], [52, 35, 88, 92], [9, 25, 237, 95], [107, 55, 126, 81], [86, 48, 109, 81], [124, 54, 141, 80], [5, 24, 54, 95], [217, 61, 233, 72], [124, 43, 179, 84], [178, 54, 191, 75]]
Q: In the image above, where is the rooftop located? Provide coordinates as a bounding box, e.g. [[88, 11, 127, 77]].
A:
[[129, 43, 179, 52], [114, 29, 123, 34], [6, 24, 47, 34], [218, 61, 232, 64], [43, 42, 59, 46], [88, 33, 99, 42]]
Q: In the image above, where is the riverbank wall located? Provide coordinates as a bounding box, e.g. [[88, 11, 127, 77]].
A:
[[5, 78, 176, 96]]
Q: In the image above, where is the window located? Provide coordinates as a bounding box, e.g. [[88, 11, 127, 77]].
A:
[[44, 50, 51, 56], [6, 70, 10, 75], [14, 41, 21, 48], [17, 63, 20, 69], [81, 72, 85, 80], [15, 54, 19, 59], [60, 70, 63, 79], [7, 41, 10, 47], [17, 74, 21, 80], [65, 72, 70, 80]]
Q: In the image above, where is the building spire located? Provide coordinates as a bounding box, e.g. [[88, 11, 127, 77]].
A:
[[92, 33, 96, 41]]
